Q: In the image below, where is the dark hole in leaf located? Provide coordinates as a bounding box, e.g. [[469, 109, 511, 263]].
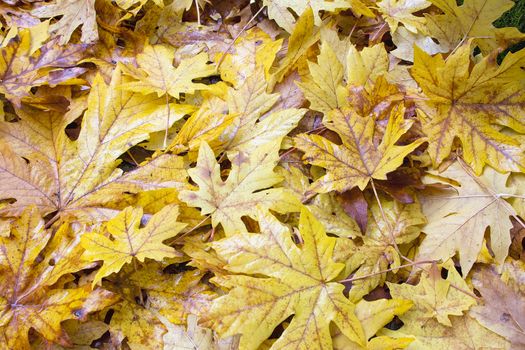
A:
[[163, 262, 196, 274], [385, 316, 404, 330]]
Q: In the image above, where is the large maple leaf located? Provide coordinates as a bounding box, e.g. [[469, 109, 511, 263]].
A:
[[412, 43, 525, 174], [424, 0, 525, 53], [179, 141, 300, 235], [470, 265, 525, 348], [263, 0, 373, 33], [388, 262, 476, 327], [81, 204, 186, 285], [417, 160, 519, 274], [32, 0, 98, 44], [295, 104, 423, 193], [222, 67, 306, 154], [120, 44, 216, 98], [0, 28, 87, 103], [0, 67, 190, 221], [203, 208, 366, 349], [0, 207, 118, 350], [348, 194, 426, 302]]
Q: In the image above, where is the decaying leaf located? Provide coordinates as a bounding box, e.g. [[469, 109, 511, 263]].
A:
[[470, 265, 525, 348], [0, 207, 118, 350]]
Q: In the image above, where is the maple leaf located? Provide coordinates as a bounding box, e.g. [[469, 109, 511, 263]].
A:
[[416, 160, 519, 275], [32, 0, 98, 44], [109, 300, 167, 349], [381, 315, 510, 349], [391, 27, 446, 61], [0, 207, 118, 350], [81, 204, 186, 285], [263, 0, 372, 33], [333, 298, 414, 349], [215, 28, 282, 87], [298, 40, 391, 114], [0, 67, 190, 221], [470, 266, 525, 348], [222, 68, 307, 154], [388, 261, 476, 327], [424, 0, 525, 53], [348, 194, 426, 301], [130, 263, 216, 324], [412, 43, 525, 173], [378, 0, 430, 33], [121, 44, 216, 98], [296, 42, 347, 115], [179, 141, 300, 235], [162, 314, 240, 350], [269, 8, 319, 86], [295, 104, 423, 193], [0, 28, 87, 103], [203, 208, 366, 349]]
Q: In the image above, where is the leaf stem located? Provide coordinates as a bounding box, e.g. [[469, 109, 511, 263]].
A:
[[339, 260, 437, 283]]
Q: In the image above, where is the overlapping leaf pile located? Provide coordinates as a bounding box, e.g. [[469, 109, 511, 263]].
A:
[[0, 0, 524, 349]]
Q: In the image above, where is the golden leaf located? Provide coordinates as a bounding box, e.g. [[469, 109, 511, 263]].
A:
[[121, 44, 216, 98], [388, 261, 476, 326], [0, 67, 189, 221], [417, 161, 518, 275], [32, 0, 98, 44], [179, 141, 300, 235], [425, 0, 525, 53], [81, 204, 186, 285], [203, 208, 366, 349], [0, 28, 87, 102], [0, 207, 118, 350], [412, 43, 525, 173], [295, 105, 423, 193]]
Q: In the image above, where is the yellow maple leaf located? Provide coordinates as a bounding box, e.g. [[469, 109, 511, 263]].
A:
[[381, 313, 509, 349], [215, 28, 282, 87], [295, 105, 423, 193], [296, 41, 347, 115], [32, 0, 98, 44], [0, 28, 87, 103], [81, 204, 186, 285], [347, 193, 426, 302], [109, 300, 167, 349], [298, 40, 391, 115], [417, 161, 518, 277], [203, 208, 366, 349], [388, 261, 476, 327], [270, 8, 319, 86], [130, 264, 216, 324], [0, 67, 190, 221], [333, 298, 414, 349], [120, 44, 216, 98], [412, 43, 525, 173], [179, 141, 300, 235], [0, 207, 118, 350], [424, 0, 525, 53], [264, 0, 373, 33], [377, 0, 430, 33], [223, 67, 307, 154]]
